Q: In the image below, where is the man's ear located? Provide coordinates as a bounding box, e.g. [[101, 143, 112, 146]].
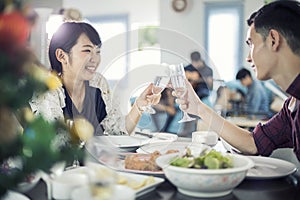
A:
[[55, 48, 67, 64], [269, 29, 280, 51]]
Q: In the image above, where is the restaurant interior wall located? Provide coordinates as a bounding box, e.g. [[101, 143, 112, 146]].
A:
[[32, 0, 266, 79], [159, 0, 265, 81], [62, 0, 264, 85]]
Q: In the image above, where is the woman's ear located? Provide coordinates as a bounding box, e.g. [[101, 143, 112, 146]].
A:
[[55, 48, 67, 64]]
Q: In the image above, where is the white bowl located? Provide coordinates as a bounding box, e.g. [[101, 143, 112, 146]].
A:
[[156, 153, 254, 198]]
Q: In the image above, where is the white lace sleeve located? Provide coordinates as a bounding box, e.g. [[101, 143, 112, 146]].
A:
[[90, 73, 128, 135], [29, 87, 65, 122], [29, 87, 71, 147]]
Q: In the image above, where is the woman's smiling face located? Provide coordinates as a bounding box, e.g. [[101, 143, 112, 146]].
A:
[[65, 33, 101, 81]]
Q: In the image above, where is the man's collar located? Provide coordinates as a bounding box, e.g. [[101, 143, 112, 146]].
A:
[[286, 73, 300, 100]]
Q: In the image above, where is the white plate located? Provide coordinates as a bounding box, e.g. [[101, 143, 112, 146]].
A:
[[2, 191, 30, 200], [246, 156, 297, 180], [91, 135, 151, 152], [71, 185, 135, 200], [134, 132, 178, 144], [89, 152, 165, 176], [124, 142, 209, 176], [137, 141, 209, 154], [69, 169, 164, 199], [112, 153, 165, 177], [118, 172, 164, 197]]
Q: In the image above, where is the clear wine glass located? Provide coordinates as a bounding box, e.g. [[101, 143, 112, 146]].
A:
[[213, 79, 228, 117], [152, 75, 170, 95], [141, 75, 170, 114], [65, 119, 81, 168], [169, 63, 196, 123], [66, 118, 93, 168]]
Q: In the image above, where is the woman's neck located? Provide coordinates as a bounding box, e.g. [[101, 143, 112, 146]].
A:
[[63, 76, 86, 112]]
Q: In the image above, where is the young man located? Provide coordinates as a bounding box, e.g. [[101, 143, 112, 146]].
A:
[[236, 68, 271, 118], [175, 0, 300, 161]]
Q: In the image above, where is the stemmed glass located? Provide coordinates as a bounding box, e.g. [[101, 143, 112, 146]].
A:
[[213, 79, 228, 117], [169, 63, 196, 123], [141, 75, 170, 114], [67, 118, 94, 168]]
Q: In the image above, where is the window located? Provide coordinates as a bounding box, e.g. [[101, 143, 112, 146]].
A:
[[87, 15, 129, 87], [205, 2, 244, 81]]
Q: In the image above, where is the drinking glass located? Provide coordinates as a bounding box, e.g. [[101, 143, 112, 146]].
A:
[[141, 75, 170, 114], [213, 79, 228, 117], [86, 162, 117, 200], [169, 63, 196, 123], [66, 118, 94, 168]]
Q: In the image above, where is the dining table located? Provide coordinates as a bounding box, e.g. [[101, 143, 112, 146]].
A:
[[226, 116, 268, 130], [23, 137, 300, 200]]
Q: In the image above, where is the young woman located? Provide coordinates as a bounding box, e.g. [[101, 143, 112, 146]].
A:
[[30, 22, 159, 139]]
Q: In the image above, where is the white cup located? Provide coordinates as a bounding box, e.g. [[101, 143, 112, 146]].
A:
[[192, 131, 219, 146], [52, 172, 89, 200], [85, 162, 117, 200]]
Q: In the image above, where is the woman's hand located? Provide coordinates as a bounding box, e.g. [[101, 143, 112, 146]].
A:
[[171, 79, 202, 117], [135, 83, 161, 109]]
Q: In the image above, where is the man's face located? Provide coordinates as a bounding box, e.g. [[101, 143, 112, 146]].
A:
[[245, 24, 274, 81], [240, 75, 252, 87]]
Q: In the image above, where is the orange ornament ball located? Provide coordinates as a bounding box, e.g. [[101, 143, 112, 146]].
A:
[[0, 11, 30, 46]]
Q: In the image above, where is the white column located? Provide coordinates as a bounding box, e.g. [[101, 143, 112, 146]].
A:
[[30, 8, 53, 68]]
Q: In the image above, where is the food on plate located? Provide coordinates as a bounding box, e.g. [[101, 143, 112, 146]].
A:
[[117, 175, 155, 190], [124, 150, 178, 171], [170, 149, 233, 169]]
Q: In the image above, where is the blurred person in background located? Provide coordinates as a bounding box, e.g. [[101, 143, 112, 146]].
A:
[[185, 52, 213, 111], [185, 51, 213, 91], [236, 68, 271, 119], [152, 88, 178, 133], [185, 66, 211, 105]]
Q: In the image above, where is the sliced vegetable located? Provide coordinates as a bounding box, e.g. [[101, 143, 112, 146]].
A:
[[170, 149, 233, 169]]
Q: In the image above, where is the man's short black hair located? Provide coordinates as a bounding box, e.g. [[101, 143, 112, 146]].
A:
[[247, 0, 300, 55], [191, 51, 201, 61], [236, 68, 251, 80]]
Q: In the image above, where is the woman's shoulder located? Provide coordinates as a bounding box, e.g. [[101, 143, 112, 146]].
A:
[[31, 86, 64, 102], [89, 72, 110, 94]]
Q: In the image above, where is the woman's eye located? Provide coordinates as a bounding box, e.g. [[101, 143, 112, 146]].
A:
[[82, 49, 91, 53]]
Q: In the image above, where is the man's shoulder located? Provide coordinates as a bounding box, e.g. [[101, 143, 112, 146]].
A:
[[199, 65, 213, 76], [204, 64, 213, 71], [185, 64, 196, 71]]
